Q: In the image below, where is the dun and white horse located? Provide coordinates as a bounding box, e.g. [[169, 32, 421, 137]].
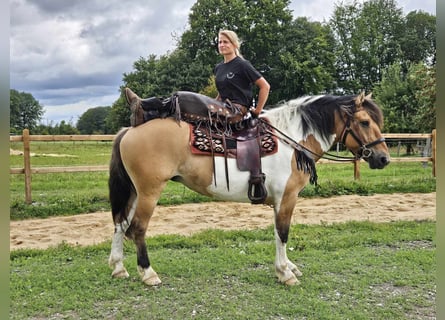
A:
[[108, 92, 390, 286]]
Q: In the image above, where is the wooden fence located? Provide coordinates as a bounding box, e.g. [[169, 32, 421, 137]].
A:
[[10, 129, 436, 204], [318, 130, 436, 180]]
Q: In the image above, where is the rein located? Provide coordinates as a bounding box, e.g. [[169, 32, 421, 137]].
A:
[[259, 111, 385, 163]]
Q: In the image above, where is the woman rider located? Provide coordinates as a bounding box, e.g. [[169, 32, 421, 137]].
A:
[[125, 29, 270, 126]]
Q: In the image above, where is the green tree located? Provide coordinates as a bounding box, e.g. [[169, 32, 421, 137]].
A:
[[270, 17, 336, 101], [10, 89, 44, 133], [410, 64, 436, 132], [33, 120, 79, 135], [330, 0, 404, 93], [105, 94, 131, 133], [76, 106, 111, 134], [399, 10, 436, 66], [178, 0, 248, 66], [199, 75, 218, 98], [115, 0, 297, 125], [56, 120, 80, 135], [373, 62, 435, 133]]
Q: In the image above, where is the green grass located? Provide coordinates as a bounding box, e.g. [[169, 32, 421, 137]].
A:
[[10, 141, 435, 220], [10, 221, 435, 319], [9, 141, 436, 318]]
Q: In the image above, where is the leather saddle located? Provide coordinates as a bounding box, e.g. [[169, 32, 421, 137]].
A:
[[190, 118, 278, 204], [142, 91, 271, 204], [170, 91, 247, 126]]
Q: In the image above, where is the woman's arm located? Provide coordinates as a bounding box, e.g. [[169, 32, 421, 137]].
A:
[[252, 77, 270, 116]]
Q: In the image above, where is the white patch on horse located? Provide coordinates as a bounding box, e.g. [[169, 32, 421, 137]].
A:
[[264, 95, 336, 151], [108, 197, 137, 278], [207, 157, 251, 201]]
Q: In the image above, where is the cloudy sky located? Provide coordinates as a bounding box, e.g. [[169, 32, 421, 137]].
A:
[[10, 0, 436, 124]]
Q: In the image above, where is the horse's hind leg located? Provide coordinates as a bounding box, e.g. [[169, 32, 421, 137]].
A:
[[108, 196, 138, 279], [128, 195, 162, 286], [108, 194, 161, 285]]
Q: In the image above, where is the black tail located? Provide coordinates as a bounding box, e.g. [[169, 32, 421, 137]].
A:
[[109, 128, 134, 224]]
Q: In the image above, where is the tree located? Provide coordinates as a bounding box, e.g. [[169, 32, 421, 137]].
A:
[[373, 62, 435, 133], [33, 120, 79, 135], [199, 75, 218, 98], [270, 17, 336, 101], [10, 89, 44, 133], [76, 106, 111, 134], [399, 10, 436, 67], [105, 94, 131, 133], [116, 0, 296, 121], [330, 0, 405, 93], [178, 0, 249, 67], [410, 64, 436, 132]]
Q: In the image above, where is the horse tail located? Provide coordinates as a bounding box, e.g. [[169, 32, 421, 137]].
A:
[[109, 127, 134, 224]]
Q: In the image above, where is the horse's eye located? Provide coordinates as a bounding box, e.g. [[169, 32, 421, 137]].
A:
[[360, 120, 370, 127]]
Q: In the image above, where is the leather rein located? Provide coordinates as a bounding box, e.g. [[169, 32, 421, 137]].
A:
[[260, 110, 385, 162]]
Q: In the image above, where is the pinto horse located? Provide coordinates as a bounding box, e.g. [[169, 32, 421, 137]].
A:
[[108, 92, 390, 286]]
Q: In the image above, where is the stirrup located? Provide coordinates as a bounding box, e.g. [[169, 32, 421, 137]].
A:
[[248, 173, 267, 204]]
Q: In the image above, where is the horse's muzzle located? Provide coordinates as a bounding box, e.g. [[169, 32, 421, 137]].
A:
[[366, 151, 391, 169]]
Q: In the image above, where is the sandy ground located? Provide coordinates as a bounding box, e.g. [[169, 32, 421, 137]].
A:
[[10, 193, 435, 251]]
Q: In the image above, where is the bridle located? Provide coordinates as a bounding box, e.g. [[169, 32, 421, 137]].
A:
[[260, 107, 385, 162], [338, 111, 386, 160]]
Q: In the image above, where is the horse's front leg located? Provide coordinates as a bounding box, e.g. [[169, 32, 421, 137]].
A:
[[135, 236, 161, 286], [274, 228, 301, 285], [274, 194, 303, 285]]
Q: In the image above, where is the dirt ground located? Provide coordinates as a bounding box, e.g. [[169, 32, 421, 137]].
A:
[[10, 192, 435, 251]]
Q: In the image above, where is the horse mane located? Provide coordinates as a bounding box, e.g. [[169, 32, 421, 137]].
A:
[[263, 94, 384, 146]]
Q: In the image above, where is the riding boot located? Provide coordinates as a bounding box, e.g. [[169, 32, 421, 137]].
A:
[[125, 87, 145, 127], [125, 88, 172, 124]]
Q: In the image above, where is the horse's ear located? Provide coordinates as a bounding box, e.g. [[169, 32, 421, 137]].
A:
[[355, 91, 366, 108], [365, 92, 372, 100]]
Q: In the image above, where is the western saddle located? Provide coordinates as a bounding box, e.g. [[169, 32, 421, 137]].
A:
[[125, 88, 271, 204]]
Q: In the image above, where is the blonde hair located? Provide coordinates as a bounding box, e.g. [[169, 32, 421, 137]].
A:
[[218, 29, 243, 58]]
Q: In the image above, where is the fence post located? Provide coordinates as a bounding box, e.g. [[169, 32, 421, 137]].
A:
[[23, 129, 32, 204], [354, 159, 361, 180], [432, 129, 436, 177]]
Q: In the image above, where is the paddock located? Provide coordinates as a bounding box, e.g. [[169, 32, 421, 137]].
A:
[[10, 192, 436, 251]]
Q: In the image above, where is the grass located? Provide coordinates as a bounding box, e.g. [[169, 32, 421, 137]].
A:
[[9, 141, 436, 318], [9, 141, 436, 220], [10, 221, 435, 319]]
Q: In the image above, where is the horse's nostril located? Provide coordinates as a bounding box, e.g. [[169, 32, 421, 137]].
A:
[[382, 156, 390, 166]]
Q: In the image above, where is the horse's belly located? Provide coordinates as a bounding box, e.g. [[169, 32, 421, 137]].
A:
[[206, 158, 252, 202]]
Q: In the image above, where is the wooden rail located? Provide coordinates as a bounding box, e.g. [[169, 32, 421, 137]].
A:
[[10, 129, 436, 204], [318, 130, 436, 179]]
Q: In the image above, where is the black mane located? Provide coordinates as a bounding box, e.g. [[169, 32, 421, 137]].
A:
[[298, 94, 384, 141]]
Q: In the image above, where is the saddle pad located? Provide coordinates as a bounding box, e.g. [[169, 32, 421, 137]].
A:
[[189, 124, 278, 158]]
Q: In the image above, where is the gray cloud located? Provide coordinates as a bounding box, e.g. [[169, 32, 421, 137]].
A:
[[10, 0, 435, 123]]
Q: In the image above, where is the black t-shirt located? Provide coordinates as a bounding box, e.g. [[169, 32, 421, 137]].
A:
[[214, 56, 262, 107]]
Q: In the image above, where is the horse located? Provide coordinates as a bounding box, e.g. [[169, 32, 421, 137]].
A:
[[108, 92, 390, 286]]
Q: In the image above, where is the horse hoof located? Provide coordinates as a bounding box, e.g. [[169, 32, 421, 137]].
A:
[[139, 266, 162, 286], [112, 269, 129, 278], [143, 276, 162, 286], [292, 268, 303, 277], [284, 277, 300, 286]]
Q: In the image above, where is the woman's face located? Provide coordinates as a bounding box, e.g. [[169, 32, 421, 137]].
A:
[[218, 34, 236, 56]]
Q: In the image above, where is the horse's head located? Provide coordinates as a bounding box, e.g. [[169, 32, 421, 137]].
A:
[[338, 92, 390, 169]]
